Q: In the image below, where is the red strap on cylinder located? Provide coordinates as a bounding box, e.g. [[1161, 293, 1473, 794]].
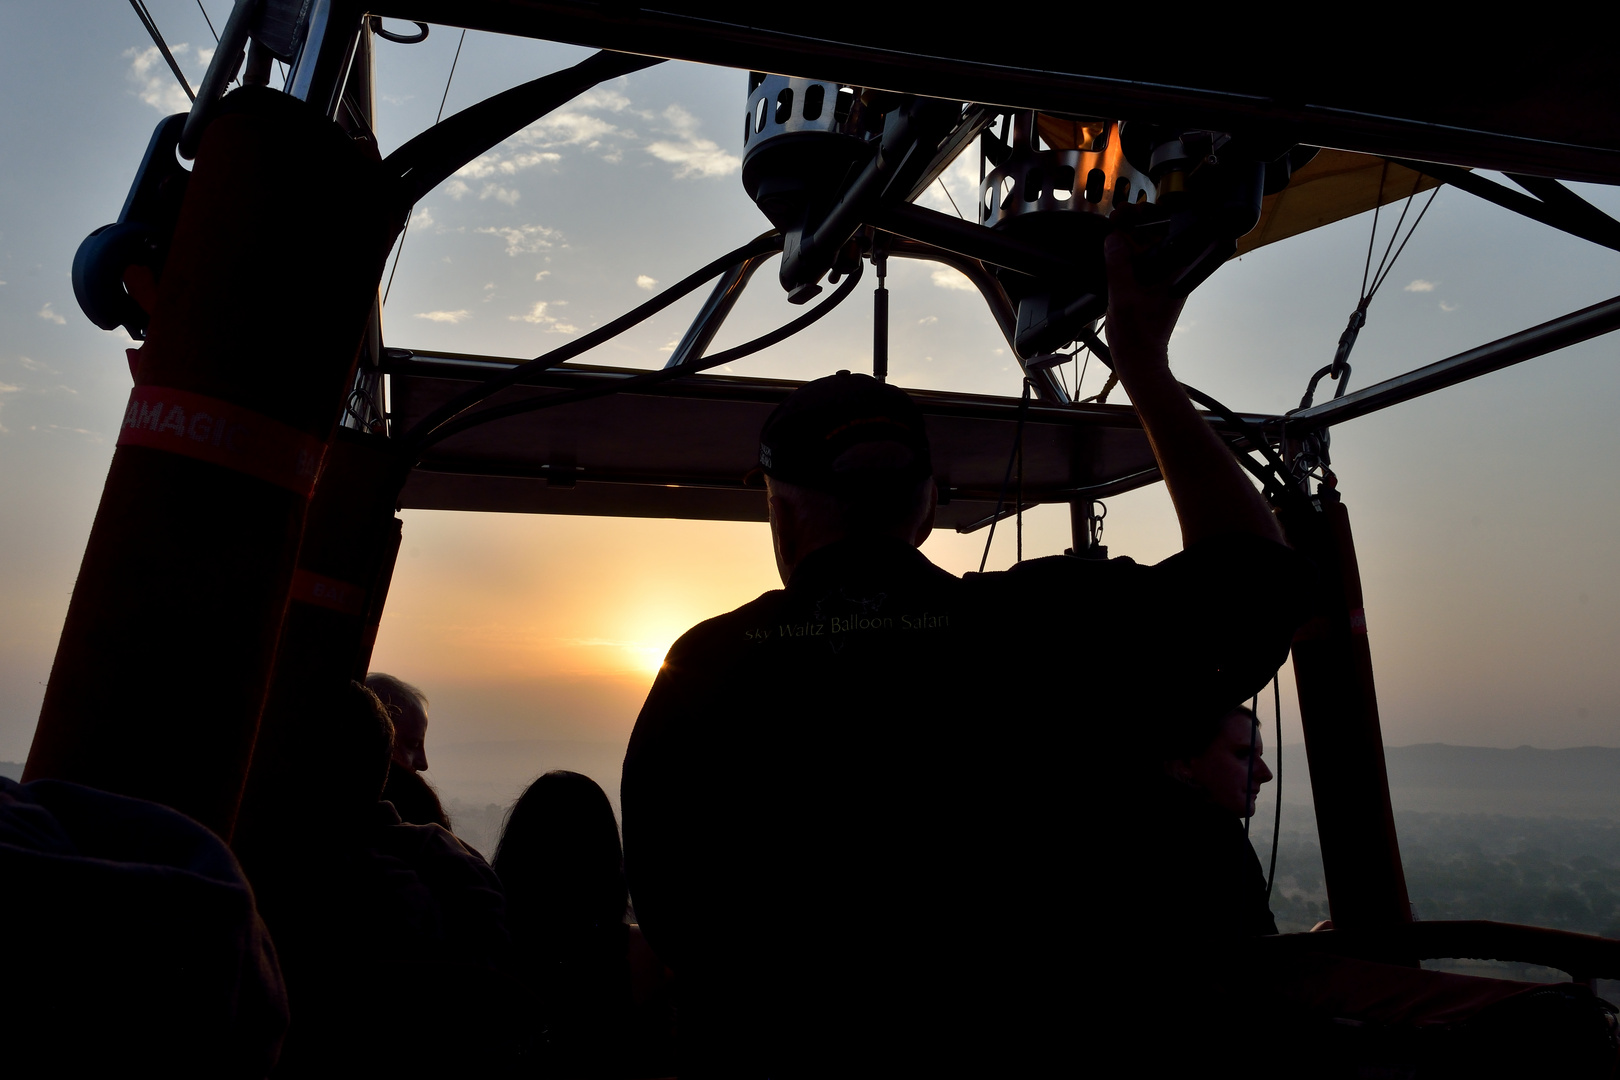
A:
[[117, 386, 325, 497], [289, 568, 367, 616]]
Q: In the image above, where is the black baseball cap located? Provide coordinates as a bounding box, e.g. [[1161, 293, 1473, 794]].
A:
[[754, 370, 932, 493]]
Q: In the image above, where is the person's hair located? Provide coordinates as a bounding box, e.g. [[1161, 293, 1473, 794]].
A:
[[768, 465, 935, 539], [1159, 704, 1260, 762], [303, 680, 395, 810], [383, 762, 451, 830], [493, 771, 628, 938], [364, 672, 428, 716]]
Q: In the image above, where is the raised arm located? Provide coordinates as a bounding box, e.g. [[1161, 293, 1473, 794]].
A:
[[1103, 227, 1284, 549]]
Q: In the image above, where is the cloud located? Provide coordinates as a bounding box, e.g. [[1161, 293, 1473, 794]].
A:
[[479, 183, 521, 205], [442, 89, 734, 189], [15, 356, 53, 373], [409, 207, 434, 228], [125, 44, 196, 113], [456, 150, 561, 180], [930, 267, 977, 292], [37, 303, 65, 325], [414, 310, 471, 323], [917, 315, 939, 325], [645, 104, 741, 179], [477, 224, 560, 256], [446, 90, 634, 189], [1405, 279, 1438, 292], [510, 301, 578, 333], [915, 153, 980, 219], [534, 271, 551, 281], [527, 111, 621, 150], [27, 423, 100, 439], [636, 275, 658, 290], [1440, 300, 1459, 313]]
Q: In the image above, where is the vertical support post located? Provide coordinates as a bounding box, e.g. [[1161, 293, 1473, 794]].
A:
[[1282, 488, 1412, 934], [873, 246, 889, 383], [1067, 499, 1107, 559], [24, 89, 400, 835]]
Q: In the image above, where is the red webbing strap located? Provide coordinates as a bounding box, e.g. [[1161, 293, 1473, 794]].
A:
[[117, 386, 325, 497], [289, 569, 367, 616]]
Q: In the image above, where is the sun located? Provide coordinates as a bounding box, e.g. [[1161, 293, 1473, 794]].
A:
[[626, 642, 671, 676]]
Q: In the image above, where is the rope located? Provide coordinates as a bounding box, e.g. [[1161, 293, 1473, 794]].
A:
[[1301, 168, 1441, 410], [128, 0, 195, 103], [1245, 696, 1258, 838], [1016, 404, 1024, 564], [195, 0, 218, 42], [978, 379, 1031, 573], [1266, 673, 1283, 903], [383, 28, 467, 308], [1177, 382, 1304, 508]]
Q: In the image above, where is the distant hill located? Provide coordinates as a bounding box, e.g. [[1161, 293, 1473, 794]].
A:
[[5, 745, 1618, 818], [1267, 744, 1620, 817]]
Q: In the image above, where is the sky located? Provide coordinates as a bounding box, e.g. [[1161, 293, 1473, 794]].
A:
[[3, 3, 1620, 808]]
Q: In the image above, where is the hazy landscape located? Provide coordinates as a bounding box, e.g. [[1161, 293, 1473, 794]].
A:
[[10, 741, 1620, 990]]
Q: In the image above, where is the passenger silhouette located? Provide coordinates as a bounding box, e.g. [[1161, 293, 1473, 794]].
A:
[[1131, 704, 1279, 943], [367, 672, 451, 828], [494, 770, 640, 1077], [1, 775, 288, 1077], [1125, 704, 1620, 1076], [238, 680, 512, 1078], [622, 226, 1315, 1075]]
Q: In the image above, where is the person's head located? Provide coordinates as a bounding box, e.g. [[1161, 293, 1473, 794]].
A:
[[756, 370, 937, 583], [492, 771, 627, 934], [1163, 706, 1272, 818], [303, 680, 395, 815], [365, 673, 430, 772], [383, 762, 451, 830]]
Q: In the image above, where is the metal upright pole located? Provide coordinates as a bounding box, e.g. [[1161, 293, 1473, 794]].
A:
[[873, 246, 890, 383]]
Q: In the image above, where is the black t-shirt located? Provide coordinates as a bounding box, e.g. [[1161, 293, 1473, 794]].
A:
[[622, 533, 1310, 1075], [1127, 775, 1280, 942]]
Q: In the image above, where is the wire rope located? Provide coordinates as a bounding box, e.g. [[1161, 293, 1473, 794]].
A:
[[1303, 169, 1442, 411], [195, 0, 219, 42], [128, 0, 196, 102], [382, 28, 467, 308]]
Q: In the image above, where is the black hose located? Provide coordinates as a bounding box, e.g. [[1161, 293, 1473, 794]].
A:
[[411, 258, 864, 456], [399, 233, 784, 460], [1177, 382, 1305, 508]]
